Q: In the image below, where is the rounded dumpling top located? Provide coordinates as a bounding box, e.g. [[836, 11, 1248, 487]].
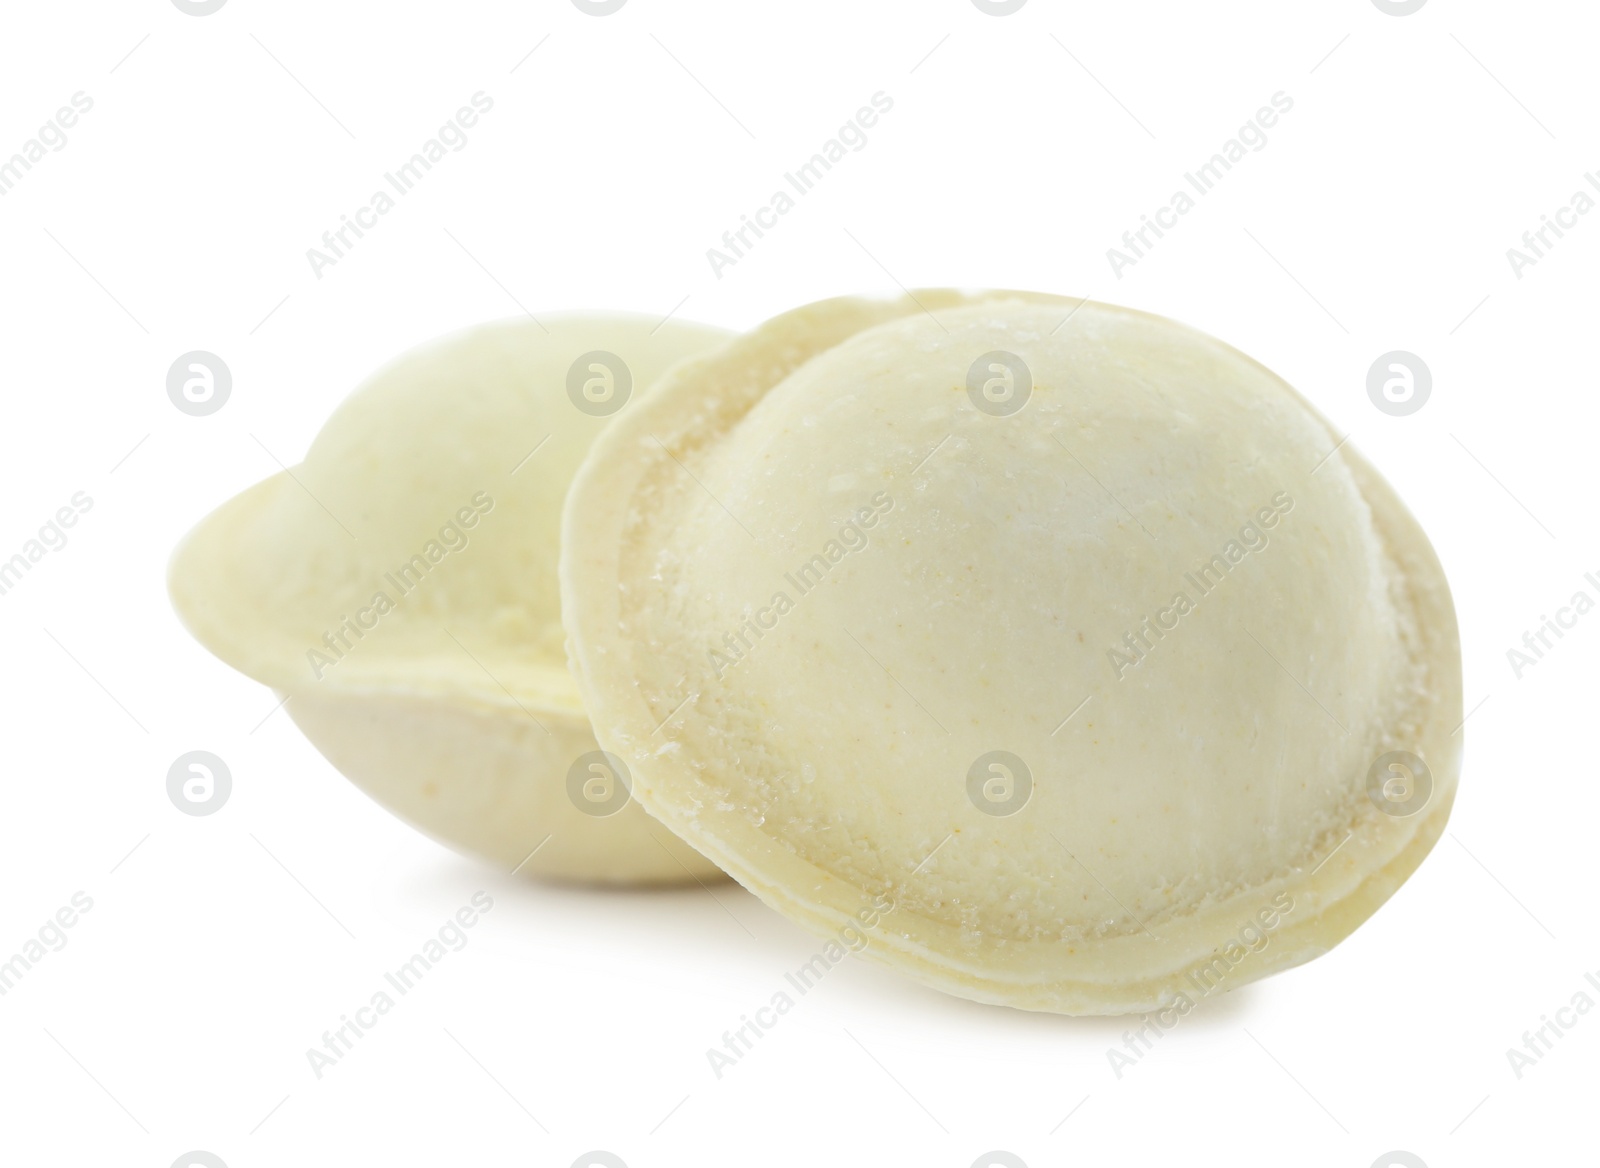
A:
[[171, 314, 732, 711], [560, 290, 1460, 1013]]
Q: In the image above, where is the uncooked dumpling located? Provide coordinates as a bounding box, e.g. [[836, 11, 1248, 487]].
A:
[[559, 290, 1460, 1012], [170, 314, 729, 884]]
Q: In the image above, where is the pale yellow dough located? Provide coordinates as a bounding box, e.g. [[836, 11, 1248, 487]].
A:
[[170, 315, 729, 884], [560, 291, 1461, 1013]]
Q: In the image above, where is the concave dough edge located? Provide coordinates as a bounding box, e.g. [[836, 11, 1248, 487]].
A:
[[169, 314, 730, 886]]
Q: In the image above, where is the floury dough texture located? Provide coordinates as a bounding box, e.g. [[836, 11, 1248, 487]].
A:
[[560, 290, 1462, 1014], [169, 315, 729, 884]]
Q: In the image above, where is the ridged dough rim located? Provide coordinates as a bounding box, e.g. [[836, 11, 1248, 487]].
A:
[[559, 291, 1461, 1012]]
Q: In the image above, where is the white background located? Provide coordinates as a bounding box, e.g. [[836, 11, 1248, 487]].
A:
[[0, 1, 1594, 1165]]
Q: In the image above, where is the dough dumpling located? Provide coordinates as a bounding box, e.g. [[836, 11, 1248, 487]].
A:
[[171, 315, 730, 884], [560, 291, 1460, 1012]]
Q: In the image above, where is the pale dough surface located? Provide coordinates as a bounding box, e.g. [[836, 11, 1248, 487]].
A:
[[561, 291, 1460, 1011], [170, 315, 730, 884]]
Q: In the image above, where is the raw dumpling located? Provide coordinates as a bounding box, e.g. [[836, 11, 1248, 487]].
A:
[[560, 290, 1460, 1012], [171, 315, 729, 884]]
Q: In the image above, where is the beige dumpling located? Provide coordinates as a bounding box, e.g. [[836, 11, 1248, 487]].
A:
[[560, 290, 1461, 1012], [170, 315, 729, 884]]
